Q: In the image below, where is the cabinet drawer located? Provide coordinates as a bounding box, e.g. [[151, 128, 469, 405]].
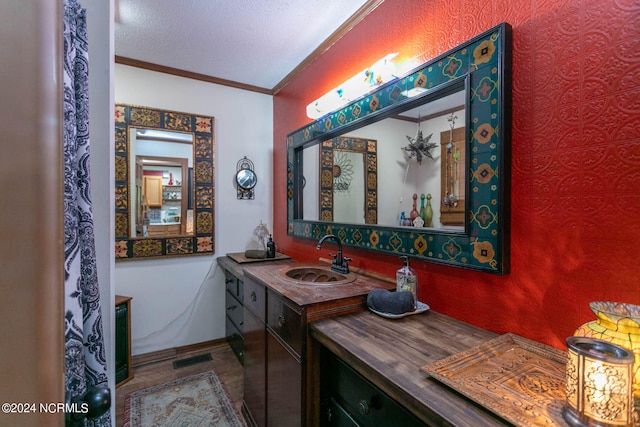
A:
[[328, 355, 425, 427], [243, 309, 266, 427], [243, 276, 266, 321], [224, 270, 243, 302], [226, 290, 243, 331], [325, 397, 360, 427], [225, 316, 244, 364], [266, 332, 302, 426], [267, 291, 303, 357]]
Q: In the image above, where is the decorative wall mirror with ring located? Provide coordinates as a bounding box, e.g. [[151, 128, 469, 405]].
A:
[[236, 156, 257, 200], [114, 103, 215, 260]]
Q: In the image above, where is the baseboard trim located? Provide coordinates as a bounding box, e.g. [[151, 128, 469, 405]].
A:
[[131, 338, 228, 368]]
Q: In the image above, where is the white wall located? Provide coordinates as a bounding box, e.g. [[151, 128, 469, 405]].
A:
[[115, 64, 273, 355]]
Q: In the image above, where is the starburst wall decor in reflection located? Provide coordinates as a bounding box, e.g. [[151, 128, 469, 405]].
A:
[[402, 130, 436, 164]]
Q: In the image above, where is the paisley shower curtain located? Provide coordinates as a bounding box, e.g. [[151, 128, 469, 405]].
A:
[[63, 0, 110, 425]]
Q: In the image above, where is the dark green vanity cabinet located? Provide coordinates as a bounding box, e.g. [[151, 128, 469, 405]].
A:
[[242, 274, 305, 427], [220, 258, 396, 427], [311, 311, 513, 426], [243, 275, 267, 427], [319, 347, 426, 427], [115, 295, 132, 387], [265, 290, 304, 427], [241, 262, 399, 427], [225, 269, 244, 364]]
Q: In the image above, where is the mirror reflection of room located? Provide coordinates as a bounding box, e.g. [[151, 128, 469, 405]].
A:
[[302, 88, 466, 230], [129, 129, 194, 238]]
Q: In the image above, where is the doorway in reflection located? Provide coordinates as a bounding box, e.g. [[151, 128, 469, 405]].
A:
[[130, 130, 194, 238]]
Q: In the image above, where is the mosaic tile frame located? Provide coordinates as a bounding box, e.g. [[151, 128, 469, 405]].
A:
[[115, 103, 215, 260], [319, 136, 378, 224], [287, 23, 512, 274]]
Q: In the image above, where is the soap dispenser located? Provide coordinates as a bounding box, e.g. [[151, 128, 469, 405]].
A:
[[266, 235, 276, 258], [396, 255, 417, 310]]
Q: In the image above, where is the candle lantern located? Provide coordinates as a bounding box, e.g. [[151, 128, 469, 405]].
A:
[[563, 336, 634, 427]]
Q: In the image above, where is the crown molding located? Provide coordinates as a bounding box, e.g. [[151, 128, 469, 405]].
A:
[[115, 55, 273, 95], [271, 0, 384, 94]]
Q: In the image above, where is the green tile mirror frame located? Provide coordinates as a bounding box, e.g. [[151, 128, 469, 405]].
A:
[[287, 23, 512, 274], [114, 103, 215, 260]]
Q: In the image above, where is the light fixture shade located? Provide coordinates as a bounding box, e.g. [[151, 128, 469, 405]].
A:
[[563, 336, 634, 427], [574, 301, 640, 399], [305, 53, 400, 119]]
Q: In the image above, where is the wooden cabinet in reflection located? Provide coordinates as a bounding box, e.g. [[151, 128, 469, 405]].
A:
[[146, 224, 181, 237], [440, 127, 466, 226], [143, 175, 163, 208]]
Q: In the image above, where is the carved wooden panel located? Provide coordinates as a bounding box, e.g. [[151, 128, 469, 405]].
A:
[[422, 333, 567, 427]]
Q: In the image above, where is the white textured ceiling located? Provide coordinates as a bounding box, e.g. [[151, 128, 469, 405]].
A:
[[115, 0, 371, 91]]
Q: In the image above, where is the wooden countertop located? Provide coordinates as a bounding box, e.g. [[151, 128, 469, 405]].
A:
[[310, 310, 510, 426], [217, 254, 265, 279], [243, 262, 394, 307], [115, 295, 131, 306], [217, 255, 395, 321]]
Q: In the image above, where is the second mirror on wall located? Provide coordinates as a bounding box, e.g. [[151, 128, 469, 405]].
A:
[[115, 104, 215, 260]]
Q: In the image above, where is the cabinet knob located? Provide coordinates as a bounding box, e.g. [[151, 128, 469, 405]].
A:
[[278, 313, 286, 327], [358, 400, 370, 415], [326, 407, 333, 422], [225, 279, 234, 284], [227, 304, 237, 311], [250, 291, 257, 302]]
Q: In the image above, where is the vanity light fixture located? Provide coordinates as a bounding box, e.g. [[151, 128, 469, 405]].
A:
[[563, 336, 634, 427], [306, 53, 400, 119]]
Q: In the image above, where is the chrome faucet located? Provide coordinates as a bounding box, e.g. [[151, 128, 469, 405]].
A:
[[317, 234, 351, 274]]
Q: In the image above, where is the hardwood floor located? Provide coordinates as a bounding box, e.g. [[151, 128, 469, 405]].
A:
[[115, 340, 245, 426]]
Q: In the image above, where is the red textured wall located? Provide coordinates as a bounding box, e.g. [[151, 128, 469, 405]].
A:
[[273, 0, 640, 349]]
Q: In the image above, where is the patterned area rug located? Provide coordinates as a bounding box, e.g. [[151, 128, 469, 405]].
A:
[[124, 371, 243, 426]]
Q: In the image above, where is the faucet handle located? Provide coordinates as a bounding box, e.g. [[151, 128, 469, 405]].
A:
[[328, 252, 338, 260], [337, 256, 351, 274]]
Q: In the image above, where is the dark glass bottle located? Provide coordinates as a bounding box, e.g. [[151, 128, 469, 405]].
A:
[[266, 235, 276, 258]]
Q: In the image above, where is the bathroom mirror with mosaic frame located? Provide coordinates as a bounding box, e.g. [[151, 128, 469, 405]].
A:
[[115, 104, 215, 260], [287, 23, 512, 274]]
